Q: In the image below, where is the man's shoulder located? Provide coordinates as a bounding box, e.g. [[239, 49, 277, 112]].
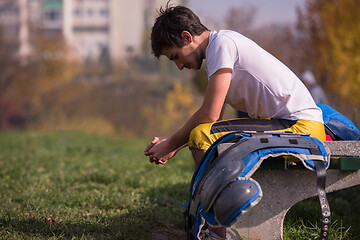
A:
[[209, 30, 239, 47], [210, 30, 251, 48], [212, 30, 241, 39]]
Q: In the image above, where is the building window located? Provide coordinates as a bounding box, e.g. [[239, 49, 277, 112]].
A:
[[99, 9, 109, 17], [87, 9, 94, 17], [44, 10, 62, 21], [74, 9, 82, 16], [0, 8, 19, 17]]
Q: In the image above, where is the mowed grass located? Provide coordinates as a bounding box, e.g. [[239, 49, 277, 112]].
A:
[[0, 131, 193, 239], [0, 131, 359, 239]]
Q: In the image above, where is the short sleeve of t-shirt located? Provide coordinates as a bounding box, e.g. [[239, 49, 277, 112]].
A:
[[205, 34, 238, 78]]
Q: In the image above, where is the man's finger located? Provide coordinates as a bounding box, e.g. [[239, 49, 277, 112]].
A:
[[144, 144, 153, 154], [150, 156, 158, 164], [151, 136, 160, 144]]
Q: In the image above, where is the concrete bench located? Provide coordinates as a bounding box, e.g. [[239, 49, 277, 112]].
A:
[[221, 141, 360, 240]]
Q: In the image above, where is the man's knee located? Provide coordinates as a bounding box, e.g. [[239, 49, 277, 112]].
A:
[[188, 123, 213, 152]]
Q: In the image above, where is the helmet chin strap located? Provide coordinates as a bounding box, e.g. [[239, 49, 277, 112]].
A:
[[314, 160, 331, 240]]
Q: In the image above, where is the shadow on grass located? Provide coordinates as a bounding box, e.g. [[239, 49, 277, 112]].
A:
[[285, 185, 360, 239], [0, 183, 189, 240]]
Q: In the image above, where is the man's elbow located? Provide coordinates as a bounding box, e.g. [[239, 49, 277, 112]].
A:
[[205, 112, 221, 123], [197, 107, 221, 123]]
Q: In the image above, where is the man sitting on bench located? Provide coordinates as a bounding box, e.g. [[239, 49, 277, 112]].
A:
[[144, 4, 326, 239]]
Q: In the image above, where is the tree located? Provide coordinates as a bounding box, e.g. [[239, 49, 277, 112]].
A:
[[0, 27, 22, 129], [224, 6, 257, 36], [3, 33, 78, 129], [297, 0, 360, 105]]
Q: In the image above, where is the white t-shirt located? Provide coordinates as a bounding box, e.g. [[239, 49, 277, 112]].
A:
[[205, 30, 323, 123]]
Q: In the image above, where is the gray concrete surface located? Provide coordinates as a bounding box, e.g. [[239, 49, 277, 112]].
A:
[[227, 168, 360, 240], [324, 141, 360, 156]]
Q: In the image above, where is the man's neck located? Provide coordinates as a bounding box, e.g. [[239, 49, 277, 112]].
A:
[[194, 30, 210, 59]]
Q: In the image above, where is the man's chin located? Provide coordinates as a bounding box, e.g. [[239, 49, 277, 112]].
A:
[[195, 62, 203, 70]]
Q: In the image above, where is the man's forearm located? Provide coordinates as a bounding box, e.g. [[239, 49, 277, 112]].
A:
[[167, 108, 215, 152]]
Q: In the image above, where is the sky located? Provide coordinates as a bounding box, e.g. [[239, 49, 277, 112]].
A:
[[188, 0, 305, 27]]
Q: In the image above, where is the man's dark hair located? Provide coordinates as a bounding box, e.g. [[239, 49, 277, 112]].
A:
[[151, 4, 209, 58]]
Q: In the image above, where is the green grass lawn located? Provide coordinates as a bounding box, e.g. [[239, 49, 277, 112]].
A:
[[0, 131, 358, 239], [0, 131, 193, 239]]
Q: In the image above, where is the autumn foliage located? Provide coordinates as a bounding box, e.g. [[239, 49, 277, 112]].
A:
[[297, 0, 360, 106], [0, 30, 197, 136], [1, 0, 360, 135]]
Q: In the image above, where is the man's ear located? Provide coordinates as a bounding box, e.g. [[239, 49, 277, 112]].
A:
[[181, 31, 193, 44]]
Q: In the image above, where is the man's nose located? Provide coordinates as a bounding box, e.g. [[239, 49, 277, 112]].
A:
[[175, 61, 184, 70]]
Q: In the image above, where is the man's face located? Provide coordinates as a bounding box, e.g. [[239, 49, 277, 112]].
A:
[[162, 44, 203, 70]]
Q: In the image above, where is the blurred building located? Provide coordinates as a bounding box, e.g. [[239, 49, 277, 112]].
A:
[[0, 0, 187, 64]]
